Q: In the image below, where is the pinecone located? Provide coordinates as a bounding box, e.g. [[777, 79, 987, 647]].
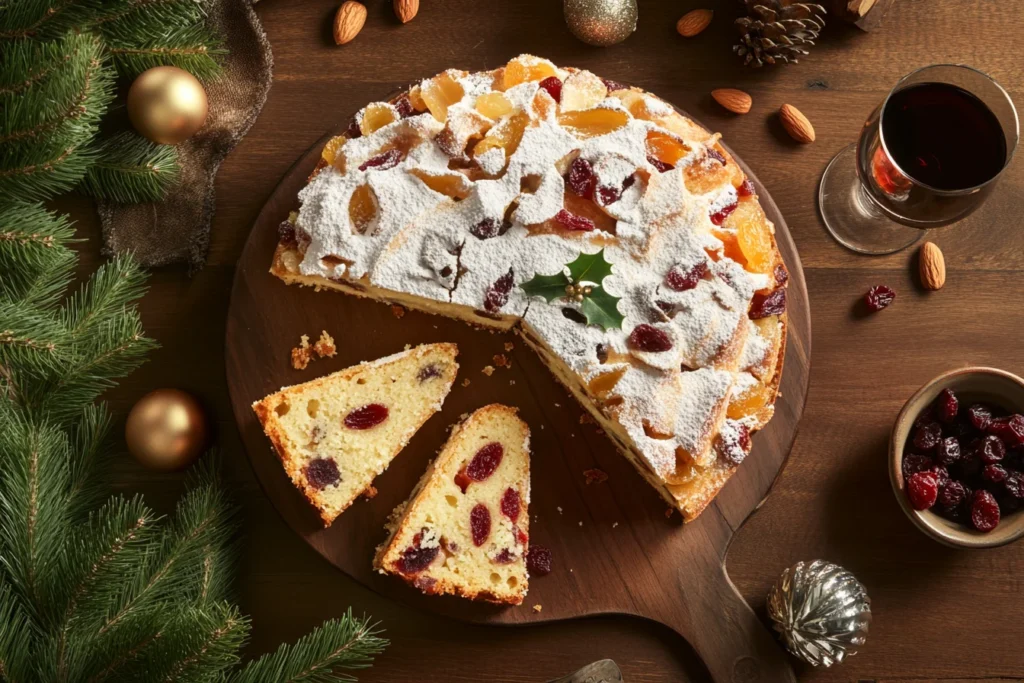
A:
[[734, 0, 826, 68]]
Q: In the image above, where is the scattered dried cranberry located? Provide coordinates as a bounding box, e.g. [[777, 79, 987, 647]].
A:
[[902, 453, 935, 480], [647, 155, 674, 173], [968, 404, 993, 431], [470, 504, 491, 546], [500, 487, 521, 522], [484, 268, 514, 312], [492, 548, 516, 564], [471, 217, 504, 240], [864, 285, 896, 312], [595, 184, 622, 206], [565, 157, 597, 199], [602, 78, 627, 92], [988, 415, 1024, 447], [912, 422, 943, 451], [976, 434, 1006, 464], [304, 458, 340, 490], [938, 480, 967, 510], [709, 198, 738, 226], [907, 471, 939, 510], [467, 442, 504, 482], [971, 489, 1001, 532], [344, 404, 389, 429], [983, 463, 1009, 484], [393, 95, 415, 118], [773, 264, 789, 287], [358, 148, 403, 172], [706, 148, 727, 165], [935, 388, 959, 423], [554, 208, 595, 232], [737, 179, 756, 197], [749, 288, 787, 319], [936, 436, 962, 466], [628, 324, 673, 353], [526, 545, 553, 576], [665, 261, 708, 292], [539, 76, 563, 102]]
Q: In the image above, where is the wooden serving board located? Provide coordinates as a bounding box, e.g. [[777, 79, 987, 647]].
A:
[[226, 117, 811, 683]]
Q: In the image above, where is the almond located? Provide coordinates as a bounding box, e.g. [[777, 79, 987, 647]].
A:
[[711, 88, 752, 114], [676, 9, 713, 37], [333, 1, 367, 45], [394, 0, 419, 23], [919, 241, 946, 290], [779, 104, 815, 143]]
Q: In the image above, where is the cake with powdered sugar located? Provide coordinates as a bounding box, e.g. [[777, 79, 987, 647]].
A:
[[271, 55, 788, 521]]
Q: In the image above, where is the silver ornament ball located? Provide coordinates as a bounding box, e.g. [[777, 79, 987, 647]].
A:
[[564, 0, 638, 47], [767, 560, 871, 667]]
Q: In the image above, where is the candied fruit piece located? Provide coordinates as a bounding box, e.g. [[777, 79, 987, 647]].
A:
[[750, 288, 786, 319], [737, 178, 756, 197], [473, 112, 529, 172], [470, 504, 491, 546], [554, 208, 595, 232], [935, 388, 959, 423], [409, 169, 470, 200], [971, 489, 1000, 532], [538, 76, 563, 102], [305, 458, 340, 490], [588, 367, 627, 399], [557, 108, 629, 139], [321, 135, 347, 167], [475, 92, 514, 120], [359, 102, 398, 136], [665, 261, 708, 292], [732, 203, 773, 274], [902, 453, 935, 480], [484, 268, 514, 312], [988, 414, 1024, 447], [864, 285, 896, 312], [503, 56, 559, 88], [348, 184, 377, 234], [501, 487, 521, 522], [906, 471, 938, 510], [629, 324, 673, 353], [467, 442, 504, 481], [526, 545, 553, 576], [565, 157, 597, 199], [344, 404, 389, 429], [968, 404, 993, 431], [359, 148, 403, 172], [913, 422, 942, 451], [421, 71, 466, 122], [645, 131, 691, 169], [936, 436, 962, 466], [727, 382, 772, 420], [560, 70, 608, 112]]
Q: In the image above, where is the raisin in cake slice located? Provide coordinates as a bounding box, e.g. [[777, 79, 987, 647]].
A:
[[374, 404, 531, 605], [252, 343, 459, 526]]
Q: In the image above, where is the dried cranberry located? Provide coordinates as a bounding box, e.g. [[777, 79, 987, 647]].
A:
[[596, 343, 609, 363], [706, 148, 727, 165], [393, 95, 415, 118], [466, 442, 504, 482], [665, 261, 708, 292], [554, 208, 595, 232], [602, 78, 627, 92], [902, 453, 935, 480], [471, 217, 503, 240], [647, 155, 674, 173], [414, 575, 439, 593], [938, 480, 967, 510], [773, 264, 789, 287], [454, 470, 471, 494], [526, 545, 553, 576], [983, 463, 1009, 484], [278, 220, 297, 246], [968, 404, 993, 431], [912, 422, 943, 451], [565, 158, 597, 199], [470, 504, 491, 546], [500, 487, 521, 522], [934, 388, 959, 423], [538, 76, 563, 102], [628, 324, 673, 353], [304, 458, 340, 490], [749, 288, 787, 319], [930, 464, 949, 489], [709, 199, 738, 226], [595, 184, 622, 206], [936, 436, 962, 466], [622, 174, 636, 191], [344, 118, 362, 139], [1005, 472, 1024, 499], [976, 434, 1006, 464], [864, 285, 896, 312], [484, 268, 514, 312], [492, 548, 516, 565], [396, 542, 439, 575], [516, 527, 529, 545], [971, 489, 1001, 532], [716, 424, 751, 465], [906, 471, 939, 510], [358, 148, 403, 172], [417, 364, 442, 381], [737, 179, 756, 197], [988, 415, 1024, 447], [344, 404, 389, 429]]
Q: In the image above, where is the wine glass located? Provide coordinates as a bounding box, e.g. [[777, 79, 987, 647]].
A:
[[819, 64, 1019, 255]]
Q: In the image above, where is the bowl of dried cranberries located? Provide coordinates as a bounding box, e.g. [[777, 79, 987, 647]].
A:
[[891, 367, 1024, 548]]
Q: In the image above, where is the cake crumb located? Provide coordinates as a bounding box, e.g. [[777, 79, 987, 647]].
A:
[[579, 413, 595, 425], [363, 485, 378, 500], [291, 334, 313, 370], [583, 468, 608, 485], [493, 353, 510, 368], [556, 506, 562, 514], [554, 403, 561, 407], [391, 304, 406, 319], [612, 522, 619, 528], [665, 507, 675, 519], [461, 378, 471, 387], [404, 343, 412, 351], [504, 342, 515, 352], [481, 365, 495, 376], [509, 380, 515, 385], [532, 604, 543, 613], [313, 330, 336, 358], [578, 521, 583, 527]]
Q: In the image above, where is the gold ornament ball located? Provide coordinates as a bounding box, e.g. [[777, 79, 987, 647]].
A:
[[127, 66, 208, 145], [564, 0, 638, 47], [125, 389, 207, 471]]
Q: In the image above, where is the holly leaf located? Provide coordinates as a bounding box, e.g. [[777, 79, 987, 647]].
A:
[[521, 270, 571, 303], [580, 285, 625, 331], [567, 249, 614, 287]]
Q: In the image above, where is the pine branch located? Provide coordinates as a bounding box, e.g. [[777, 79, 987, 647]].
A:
[[0, 202, 78, 311], [146, 603, 249, 682], [0, 581, 35, 682], [79, 132, 180, 204], [0, 0, 101, 40], [65, 403, 114, 520], [228, 611, 389, 683]]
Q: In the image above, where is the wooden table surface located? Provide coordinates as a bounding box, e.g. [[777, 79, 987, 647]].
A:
[[67, 0, 1024, 680]]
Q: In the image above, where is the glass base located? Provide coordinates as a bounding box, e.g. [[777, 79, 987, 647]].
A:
[[818, 144, 925, 255]]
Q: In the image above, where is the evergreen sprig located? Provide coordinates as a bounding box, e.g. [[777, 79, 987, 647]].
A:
[[80, 132, 181, 204], [0, 201, 389, 680]]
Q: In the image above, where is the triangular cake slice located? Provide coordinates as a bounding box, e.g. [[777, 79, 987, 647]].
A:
[[252, 343, 459, 526], [374, 404, 531, 605]]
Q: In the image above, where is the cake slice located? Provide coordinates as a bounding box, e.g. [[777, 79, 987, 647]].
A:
[[374, 404, 531, 605], [252, 343, 459, 526]]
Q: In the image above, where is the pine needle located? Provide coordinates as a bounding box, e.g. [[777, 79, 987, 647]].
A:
[[80, 132, 181, 204]]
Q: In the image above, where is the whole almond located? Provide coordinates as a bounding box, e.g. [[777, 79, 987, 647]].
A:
[[711, 88, 752, 114], [333, 1, 367, 45], [394, 0, 419, 23], [779, 104, 815, 143], [677, 9, 713, 37], [919, 241, 946, 290]]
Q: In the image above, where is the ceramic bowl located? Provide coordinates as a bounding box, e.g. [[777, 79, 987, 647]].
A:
[[890, 367, 1024, 548]]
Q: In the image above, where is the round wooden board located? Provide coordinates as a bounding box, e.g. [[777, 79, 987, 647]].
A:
[[226, 115, 811, 683]]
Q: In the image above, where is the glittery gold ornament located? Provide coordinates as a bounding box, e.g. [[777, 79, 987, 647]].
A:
[[125, 389, 207, 470], [564, 0, 638, 46], [127, 66, 209, 145]]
